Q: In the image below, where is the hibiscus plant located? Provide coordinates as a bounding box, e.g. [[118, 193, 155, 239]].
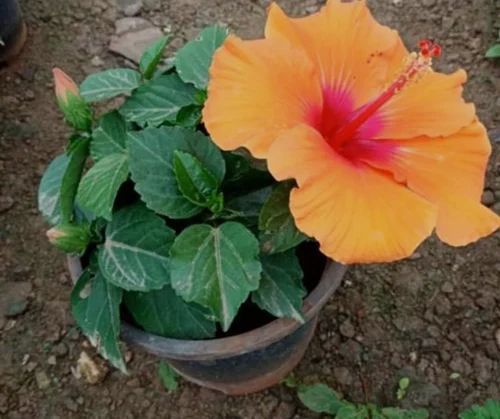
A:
[[38, 0, 498, 372]]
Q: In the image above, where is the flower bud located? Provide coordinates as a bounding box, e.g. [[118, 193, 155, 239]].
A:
[[52, 68, 92, 131], [46, 223, 90, 255]]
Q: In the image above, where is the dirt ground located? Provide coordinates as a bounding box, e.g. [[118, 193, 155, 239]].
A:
[[0, 0, 499, 418]]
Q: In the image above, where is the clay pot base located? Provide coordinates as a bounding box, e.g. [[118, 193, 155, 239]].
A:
[[0, 22, 27, 63]]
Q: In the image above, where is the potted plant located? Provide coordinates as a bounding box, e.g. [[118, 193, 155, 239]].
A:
[[0, 0, 27, 63], [38, 0, 498, 395]]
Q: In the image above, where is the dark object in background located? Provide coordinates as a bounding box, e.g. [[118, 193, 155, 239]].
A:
[[0, 0, 27, 63]]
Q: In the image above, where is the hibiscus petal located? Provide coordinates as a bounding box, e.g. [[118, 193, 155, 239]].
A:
[[373, 69, 476, 139], [202, 35, 322, 158], [268, 125, 437, 263], [354, 121, 499, 246], [265, 0, 405, 107]]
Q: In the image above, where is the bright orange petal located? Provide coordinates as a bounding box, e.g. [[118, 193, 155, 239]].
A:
[[268, 125, 437, 263], [373, 70, 476, 139], [265, 1, 405, 106], [354, 121, 499, 245], [203, 35, 322, 158]]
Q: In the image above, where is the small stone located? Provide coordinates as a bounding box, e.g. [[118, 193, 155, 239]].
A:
[[495, 329, 500, 349], [441, 281, 454, 293], [333, 366, 353, 386], [115, 17, 152, 35], [25, 90, 35, 101], [339, 319, 356, 338], [76, 351, 108, 384], [35, 371, 51, 389], [5, 299, 28, 317], [422, 0, 436, 6], [0, 196, 15, 213], [48, 355, 57, 366], [109, 26, 163, 63], [26, 361, 38, 372], [63, 398, 79, 413], [91, 56, 105, 67], [22, 354, 30, 365], [274, 401, 295, 419], [481, 190, 495, 206], [117, 0, 143, 16]]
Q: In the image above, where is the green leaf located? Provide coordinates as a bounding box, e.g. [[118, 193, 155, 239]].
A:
[[76, 153, 129, 221], [252, 251, 305, 322], [486, 44, 500, 58], [170, 222, 262, 331], [459, 399, 500, 419], [297, 384, 344, 415], [381, 407, 429, 419], [158, 361, 178, 392], [175, 104, 202, 128], [175, 25, 229, 90], [80, 69, 142, 103], [124, 285, 216, 339], [336, 404, 370, 419], [140, 36, 170, 80], [127, 126, 225, 219], [91, 111, 127, 161], [222, 151, 274, 193], [38, 154, 70, 225], [71, 267, 126, 372], [63, 93, 92, 131], [223, 187, 273, 226], [60, 137, 90, 224], [99, 204, 175, 291], [173, 150, 223, 212], [259, 182, 306, 254], [119, 74, 197, 127]]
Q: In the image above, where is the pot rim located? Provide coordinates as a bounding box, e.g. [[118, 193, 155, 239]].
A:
[[67, 256, 347, 361]]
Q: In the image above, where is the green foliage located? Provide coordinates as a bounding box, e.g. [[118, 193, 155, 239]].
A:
[[71, 266, 126, 372], [459, 399, 500, 419], [170, 222, 262, 331], [173, 150, 223, 213], [158, 361, 179, 392], [175, 25, 229, 90], [99, 204, 175, 291], [124, 285, 216, 339], [38, 154, 70, 225], [298, 384, 344, 415], [297, 382, 430, 419], [80, 69, 142, 102], [259, 182, 307, 254], [127, 126, 225, 219], [140, 35, 170, 80], [486, 44, 500, 58], [90, 111, 127, 161], [120, 74, 197, 127], [60, 137, 90, 224], [252, 251, 306, 322], [39, 30, 317, 373], [397, 377, 410, 400]]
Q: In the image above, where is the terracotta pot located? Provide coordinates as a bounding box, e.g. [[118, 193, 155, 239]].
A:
[[0, 0, 27, 63], [67, 256, 347, 395]]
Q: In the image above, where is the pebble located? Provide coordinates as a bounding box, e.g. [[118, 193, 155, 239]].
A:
[[109, 26, 163, 63], [0, 196, 15, 213], [115, 17, 153, 35], [117, 0, 143, 16], [48, 355, 57, 366], [91, 56, 105, 67], [35, 371, 51, 390], [481, 190, 495, 206], [63, 398, 79, 413], [25, 361, 38, 372], [274, 401, 295, 419], [333, 366, 353, 386], [5, 299, 28, 317], [339, 319, 356, 338]]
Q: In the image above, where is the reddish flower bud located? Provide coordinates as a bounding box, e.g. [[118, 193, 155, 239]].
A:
[[52, 67, 92, 131]]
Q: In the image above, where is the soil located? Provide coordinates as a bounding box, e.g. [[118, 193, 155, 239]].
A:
[[0, 0, 499, 418]]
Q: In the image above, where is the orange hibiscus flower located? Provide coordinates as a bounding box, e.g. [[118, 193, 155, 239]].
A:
[[203, 0, 499, 263]]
